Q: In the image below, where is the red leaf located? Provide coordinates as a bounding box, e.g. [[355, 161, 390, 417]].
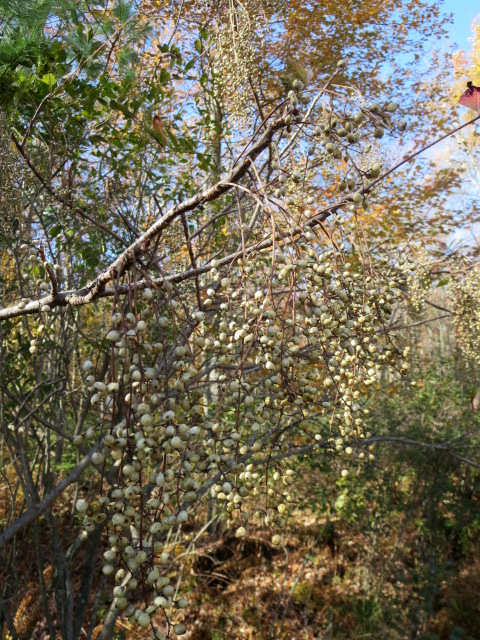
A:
[[458, 82, 480, 111], [153, 115, 164, 133]]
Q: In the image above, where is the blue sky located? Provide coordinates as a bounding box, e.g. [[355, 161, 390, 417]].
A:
[[443, 0, 479, 49], [438, 2, 480, 245]]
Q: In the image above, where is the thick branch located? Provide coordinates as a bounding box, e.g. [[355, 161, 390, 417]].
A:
[[3, 114, 480, 322], [1, 115, 287, 320], [0, 224, 303, 319]]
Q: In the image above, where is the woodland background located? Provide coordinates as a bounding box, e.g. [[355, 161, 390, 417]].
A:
[[1, 1, 480, 639]]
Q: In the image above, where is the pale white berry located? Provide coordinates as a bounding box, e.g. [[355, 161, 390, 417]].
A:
[[76, 499, 88, 513], [173, 624, 187, 635]]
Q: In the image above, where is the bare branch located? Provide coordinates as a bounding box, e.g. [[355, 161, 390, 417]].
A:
[[11, 134, 127, 248]]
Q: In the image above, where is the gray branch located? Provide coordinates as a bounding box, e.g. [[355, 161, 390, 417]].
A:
[[0, 447, 96, 548]]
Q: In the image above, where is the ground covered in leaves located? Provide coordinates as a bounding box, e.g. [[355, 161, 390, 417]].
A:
[[9, 511, 480, 640]]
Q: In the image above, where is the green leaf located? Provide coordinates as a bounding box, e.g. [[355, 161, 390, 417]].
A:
[[194, 39, 202, 53], [41, 73, 57, 86], [110, 99, 133, 117], [159, 68, 170, 84], [166, 128, 177, 145], [113, 0, 133, 22], [70, 6, 79, 24], [152, 129, 167, 147], [43, 213, 55, 226], [334, 490, 348, 511], [200, 27, 209, 41]]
